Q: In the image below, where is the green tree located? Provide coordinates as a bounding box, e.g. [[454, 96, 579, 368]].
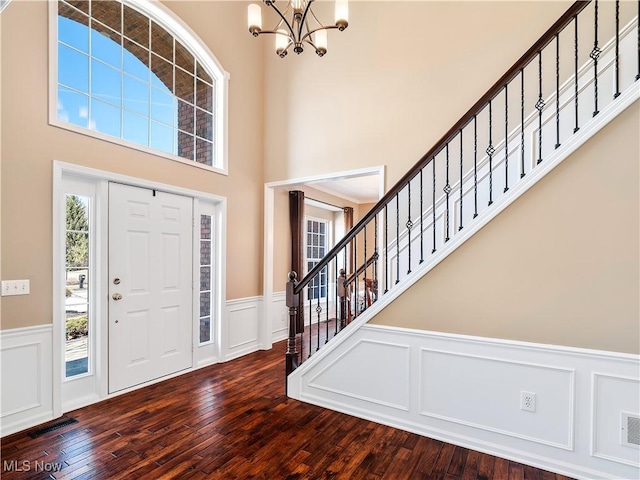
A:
[[66, 195, 89, 268]]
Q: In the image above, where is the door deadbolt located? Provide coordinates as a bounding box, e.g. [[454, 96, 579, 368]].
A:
[[113, 278, 121, 285], [112, 293, 123, 301]]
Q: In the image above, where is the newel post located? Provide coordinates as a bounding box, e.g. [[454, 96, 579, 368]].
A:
[[285, 271, 300, 385]]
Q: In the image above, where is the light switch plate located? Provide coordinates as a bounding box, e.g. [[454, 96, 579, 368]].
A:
[[1, 280, 30, 296]]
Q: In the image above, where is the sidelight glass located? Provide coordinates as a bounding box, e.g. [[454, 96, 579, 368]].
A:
[[199, 214, 214, 344]]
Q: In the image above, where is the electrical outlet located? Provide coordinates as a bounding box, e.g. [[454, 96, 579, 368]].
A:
[[1, 280, 30, 296], [521, 391, 536, 412]]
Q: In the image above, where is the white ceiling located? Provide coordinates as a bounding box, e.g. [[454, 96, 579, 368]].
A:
[[304, 174, 380, 204]]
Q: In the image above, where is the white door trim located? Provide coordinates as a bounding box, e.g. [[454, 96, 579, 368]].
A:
[[52, 161, 227, 417]]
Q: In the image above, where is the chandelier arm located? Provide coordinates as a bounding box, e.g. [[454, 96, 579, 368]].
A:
[[267, 3, 298, 41], [298, 0, 315, 41], [300, 24, 339, 44]]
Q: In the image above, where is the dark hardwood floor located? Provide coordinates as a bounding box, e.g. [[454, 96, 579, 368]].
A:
[[1, 340, 575, 479]]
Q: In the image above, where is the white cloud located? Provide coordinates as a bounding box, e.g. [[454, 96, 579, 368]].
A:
[[79, 106, 88, 118]]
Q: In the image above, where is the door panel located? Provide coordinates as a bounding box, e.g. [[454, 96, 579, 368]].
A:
[[109, 183, 193, 393]]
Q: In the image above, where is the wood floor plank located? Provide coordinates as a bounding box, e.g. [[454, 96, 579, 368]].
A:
[[0, 340, 577, 480]]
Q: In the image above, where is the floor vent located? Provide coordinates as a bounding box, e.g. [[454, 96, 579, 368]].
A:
[[622, 412, 640, 448], [27, 417, 78, 438]]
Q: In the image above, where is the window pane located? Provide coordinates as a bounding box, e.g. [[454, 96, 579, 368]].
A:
[[200, 291, 210, 317], [178, 131, 194, 161], [151, 86, 175, 126], [66, 194, 89, 231], [58, 43, 89, 93], [150, 121, 174, 154], [175, 68, 194, 104], [195, 108, 212, 140], [196, 60, 212, 84], [90, 21, 122, 69], [92, 1, 121, 32], [195, 138, 213, 166], [196, 79, 213, 112], [91, 60, 121, 105], [200, 239, 211, 266], [123, 74, 149, 115], [91, 98, 121, 137], [177, 100, 194, 134], [200, 266, 211, 291], [199, 317, 211, 344], [151, 21, 173, 61], [123, 39, 149, 81], [175, 41, 194, 73], [200, 214, 211, 240], [123, 4, 149, 47], [150, 54, 173, 91], [66, 0, 89, 15], [58, 2, 89, 53], [58, 86, 89, 128], [123, 111, 149, 146]]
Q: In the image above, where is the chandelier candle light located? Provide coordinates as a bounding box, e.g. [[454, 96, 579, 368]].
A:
[[248, 0, 349, 57]]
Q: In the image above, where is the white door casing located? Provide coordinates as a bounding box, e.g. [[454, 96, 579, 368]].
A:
[[108, 182, 193, 393]]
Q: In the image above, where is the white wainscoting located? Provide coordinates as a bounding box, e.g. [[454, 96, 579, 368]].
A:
[[271, 291, 288, 342], [289, 324, 640, 480], [225, 296, 262, 361], [1, 325, 54, 437]]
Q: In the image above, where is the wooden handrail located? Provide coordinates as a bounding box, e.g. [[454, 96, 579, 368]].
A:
[[294, 1, 590, 295]]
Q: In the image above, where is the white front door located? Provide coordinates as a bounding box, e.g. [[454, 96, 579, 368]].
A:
[[108, 182, 193, 393]]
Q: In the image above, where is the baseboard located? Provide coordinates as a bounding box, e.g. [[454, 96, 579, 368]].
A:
[[1, 325, 55, 437], [290, 324, 640, 480]]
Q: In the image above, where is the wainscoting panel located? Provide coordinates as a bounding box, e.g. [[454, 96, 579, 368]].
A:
[[290, 324, 640, 480], [225, 297, 261, 361], [592, 373, 640, 468], [1, 325, 54, 437], [271, 292, 288, 342], [420, 349, 574, 449]]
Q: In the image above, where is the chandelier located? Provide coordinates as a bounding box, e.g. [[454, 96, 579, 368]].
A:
[[248, 0, 349, 58]]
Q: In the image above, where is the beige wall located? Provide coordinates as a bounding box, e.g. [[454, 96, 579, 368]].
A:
[[0, 1, 264, 330], [370, 101, 640, 355], [263, 1, 572, 186]]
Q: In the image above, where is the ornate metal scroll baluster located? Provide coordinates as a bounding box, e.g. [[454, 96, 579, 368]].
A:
[[459, 130, 464, 230], [614, 0, 620, 99], [432, 156, 437, 252], [338, 267, 347, 331], [555, 33, 561, 149], [487, 100, 494, 206], [353, 229, 358, 316], [504, 84, 509, 193], [473, 116, 479, 217], [520, 69, 526, 177], [308, 286, 312, 357], [316, 293, 321, 351], [444, 144, 451, 241], [395, 192, 400, 284], [592, 0, 600, 117], [334, 257, 338, 335], [420, 168, 424, 263], [325, 264, 329, 343], [407, 181, 412, 274], [374, 214, 379, 284], [574, 16, 580, 133], [536, 50, 545, 164], [364, 224, 368, 289]]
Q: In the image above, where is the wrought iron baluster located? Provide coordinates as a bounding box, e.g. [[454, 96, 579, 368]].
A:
[[473, 116, 479, 217], [395, 193, 400, 284], [308, 287, 312, 357], [364, 224, 368, 289], [445, 144, 451, 241], [592, 0, 600, 117], [384, 205, 388, 293], [555, 33, 561, 149], [504, 84, 509, 193], [374, 213, 379, 285], [316, 290, 321, 351], [354, 230, 358, 316], [459, 130, 464, 230], [637, 0, 640, 80], [407, 181, 412, 274], [325, 265, 329, 343], [488, 100, 494, 206], [420, 168, 424, 263], [614, 0, 620, 98], [536, 50, 545, 164], [520, 69, 526, 178], [432, 157, 437, 252], [334, 256, 338, 335], [574, 15, 580, 133]]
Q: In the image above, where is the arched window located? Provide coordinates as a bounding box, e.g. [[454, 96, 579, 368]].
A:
[[51, 0, 228, 172]]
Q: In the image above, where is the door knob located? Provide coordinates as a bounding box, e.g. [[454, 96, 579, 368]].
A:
[[112, 293, 123, 301]]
